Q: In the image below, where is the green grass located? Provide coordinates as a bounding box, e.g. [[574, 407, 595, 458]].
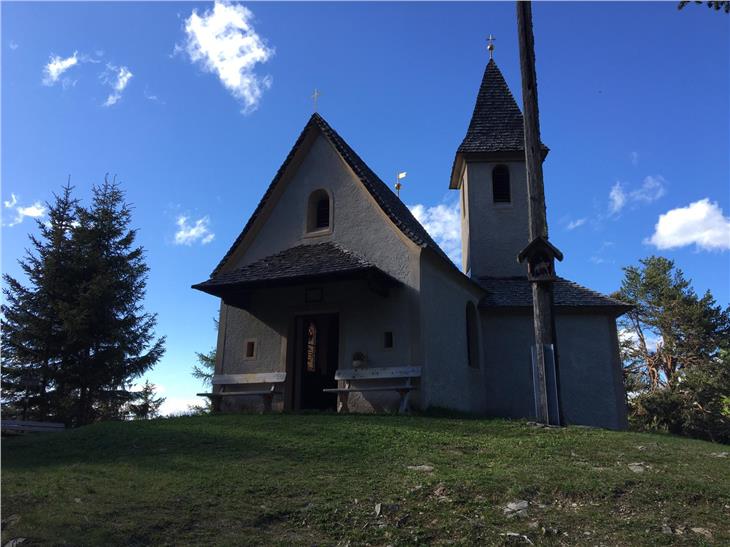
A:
[[2, 413, 729, 546]]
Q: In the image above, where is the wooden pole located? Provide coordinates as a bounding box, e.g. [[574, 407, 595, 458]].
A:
[[516, 1, 557, 425]]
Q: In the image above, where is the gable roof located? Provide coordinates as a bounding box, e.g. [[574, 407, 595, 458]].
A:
[[212, 113, 450, 276], [449, 59, 547, 188], [194, 242, 401, 295], [476, 276, 632, 315]]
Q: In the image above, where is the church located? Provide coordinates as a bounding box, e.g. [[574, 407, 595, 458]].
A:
[[192, 53, 630, 430]]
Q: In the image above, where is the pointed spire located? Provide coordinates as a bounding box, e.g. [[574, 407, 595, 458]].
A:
[[457, 59, 527, 155]]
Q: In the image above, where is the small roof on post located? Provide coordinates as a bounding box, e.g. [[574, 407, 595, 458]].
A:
[[450, 58, 548, 189], [517, 236, 564, 283]]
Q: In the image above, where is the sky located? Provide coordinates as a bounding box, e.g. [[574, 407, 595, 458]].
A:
[[2, 2, 729, 415]]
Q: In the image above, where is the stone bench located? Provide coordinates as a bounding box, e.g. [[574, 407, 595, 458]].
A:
[[197, 372, 287, 412], [1, 420, 65, 435], [323, 366, 421, 414]]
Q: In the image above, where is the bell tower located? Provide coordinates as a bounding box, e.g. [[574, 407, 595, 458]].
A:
[[450, 53, 547, 279]]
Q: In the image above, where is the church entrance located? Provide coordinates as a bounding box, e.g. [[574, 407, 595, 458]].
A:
[[292, 313, 339, 410]]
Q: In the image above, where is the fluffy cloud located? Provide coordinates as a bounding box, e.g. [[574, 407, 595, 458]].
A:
[[645, 198, 730, 251], [609, 175, 666, 215], [182, 1, 274, 114], [409, 200, 461, 266], [3, 193, 47, 227], [42, 51, 79, 86], [174, 215, 215, 245], [102, 64, 133, 107]]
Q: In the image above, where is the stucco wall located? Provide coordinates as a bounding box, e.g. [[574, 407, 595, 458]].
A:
[[463, 161, 529, 278], [216, 278, 420, 413], [481, 309, 628, 429], [224, 132, 420, 289], [419, 253, 486, 413], [212, 127, 427, 412]]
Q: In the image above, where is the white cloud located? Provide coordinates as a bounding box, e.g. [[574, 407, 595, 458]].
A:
[[3, 194, 47, 227], [608, 175, 666, 215], [630, 151, 639, 166], [409, 200, 461, 266], [182, 1, 274, 114], [630, 175, 666, 204], [174, 215, 215, 245], [566, 218, 587, 230], [619, 328, 662, 353], [609, 182, 627, 215], [9, 40, 19, 51], [160, 395, 208, 416], [42, 51, 79, 86], [102, 64, 133, 107], [645, 198, 730, 251]]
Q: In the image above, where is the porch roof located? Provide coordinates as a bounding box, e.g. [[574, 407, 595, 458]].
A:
[[192, 242, 401, 297]]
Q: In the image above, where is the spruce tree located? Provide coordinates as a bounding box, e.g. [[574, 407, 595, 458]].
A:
[[2, 184, 79, 421], [66, 178, 165, 424], [2, 179, 165, 426], [127, 380, 166, 420]]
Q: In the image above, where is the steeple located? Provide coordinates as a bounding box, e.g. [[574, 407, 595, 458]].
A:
[[449, 59, 546, 188], [451, 55, 549, 278]]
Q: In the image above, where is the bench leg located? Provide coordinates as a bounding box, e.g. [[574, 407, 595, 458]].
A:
[[262, 393, 273, 413], [398, 389, 411, 414], [338, 391, 350, 413]]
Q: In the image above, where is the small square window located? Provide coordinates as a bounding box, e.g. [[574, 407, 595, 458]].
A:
[[384, 331, 394, 349], [244, 339, 257, 360]]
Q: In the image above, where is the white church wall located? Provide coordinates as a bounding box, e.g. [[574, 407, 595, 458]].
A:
[[554, 314, 629, 430], [419, 252, 486, 413], [480, 309, 628, 429], [216, 277, 419, 413], [463, 160, 529, 278], [226, 132, 421, 291]]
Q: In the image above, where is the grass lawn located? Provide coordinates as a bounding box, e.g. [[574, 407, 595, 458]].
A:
[[2, 413, 729, 546]]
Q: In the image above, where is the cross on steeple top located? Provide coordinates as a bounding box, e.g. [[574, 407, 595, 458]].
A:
[[487, 34, 496, 59], [311, 88, 321, 112]]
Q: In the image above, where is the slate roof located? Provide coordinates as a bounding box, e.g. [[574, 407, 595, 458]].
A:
[[457, 59, 528, 154], [194, 242, 400, 294], [476, 277, 631, 314], [212, 113, 450, 276], [449, 59, 548, 188]]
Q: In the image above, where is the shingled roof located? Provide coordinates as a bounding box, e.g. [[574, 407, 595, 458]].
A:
[[212, 113, 451, 276], [194, 242, 401, 295], [449, 59, 547, 188], [476, 277, 632, 315], [458, 59, 527, 155]]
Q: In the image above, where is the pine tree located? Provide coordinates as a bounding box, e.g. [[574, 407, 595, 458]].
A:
[[613, 256, 730, 442], [2, 178, 165, 426], [64, 178, 166, 425], [127, 380, 166, 420], [189, 318, 217, 414], [2, 184, 79, 422]]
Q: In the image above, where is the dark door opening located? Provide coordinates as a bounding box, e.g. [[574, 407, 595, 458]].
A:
[[293, 313, 339, 410]]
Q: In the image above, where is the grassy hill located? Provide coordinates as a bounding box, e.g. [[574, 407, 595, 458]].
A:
[[2, 414, 729, 546]]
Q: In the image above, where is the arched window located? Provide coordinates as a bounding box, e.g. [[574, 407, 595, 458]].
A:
[[306, 189, 331, 233], [466, 301, 479, 369], [492, 165, 511, 203]]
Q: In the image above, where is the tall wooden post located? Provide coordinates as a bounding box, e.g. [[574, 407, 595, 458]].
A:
[[516, 1, 560, 426]]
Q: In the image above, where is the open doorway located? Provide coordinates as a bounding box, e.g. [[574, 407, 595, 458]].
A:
[[292, 313, 339, 410]]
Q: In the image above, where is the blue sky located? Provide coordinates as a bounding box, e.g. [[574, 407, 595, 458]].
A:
[[3, 2, 729, 414]]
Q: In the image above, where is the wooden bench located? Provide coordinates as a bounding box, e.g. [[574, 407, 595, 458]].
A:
[[197, 372, 286, 412], [1, 420, 65, 435], [323, 366, 421, 414]]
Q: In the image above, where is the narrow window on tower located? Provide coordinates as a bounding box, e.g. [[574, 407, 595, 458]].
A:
[[492, 165, 511, 203]]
